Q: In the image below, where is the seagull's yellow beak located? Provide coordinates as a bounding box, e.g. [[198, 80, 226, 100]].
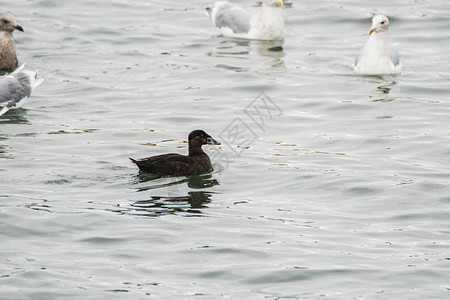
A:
[[276, 0, 284, 6], [368, 27, 376, 35]]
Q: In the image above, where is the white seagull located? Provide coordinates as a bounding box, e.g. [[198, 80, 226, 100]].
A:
[[354, 15, 402, 75], [0, 64, 43, 116], [206, 0, 284, 41]]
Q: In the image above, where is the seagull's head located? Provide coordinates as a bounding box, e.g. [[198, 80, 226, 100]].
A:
[[264, 0, 284, 8], [0, 14, 24, 33], [369, 15, 389, 35]]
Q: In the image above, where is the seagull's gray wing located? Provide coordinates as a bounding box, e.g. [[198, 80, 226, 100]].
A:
[[389, 45, 400, 66], [12, 72, 32, 95], [0, 73, 31, 108], [210, 2, 252, 34], [0, 67, 42, 116]]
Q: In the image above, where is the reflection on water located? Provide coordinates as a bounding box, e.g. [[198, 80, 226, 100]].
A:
[[134, 172, 219, 192], [360, 76, 398, 103], [118, 191, 214, 217], [251, 39, 284, 58], [0, 144, 8, 160], [208, 38, 285, 73], [0, 109, 30, 125], [26, 199, 52, 213], [116, 174, 220, 217], [186, 174, 219, 189], [207, 39, 250, 59], [0, 136, 11, 160], [2, 0, 450, 297], [1, 110, 33, 160], [212, 38, 285, 58]]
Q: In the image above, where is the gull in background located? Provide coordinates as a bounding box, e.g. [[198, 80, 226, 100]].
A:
[[206, 0, 284, 40], [354, 15, 402, 75]]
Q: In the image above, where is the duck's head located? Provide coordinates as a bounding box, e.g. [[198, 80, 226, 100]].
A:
[[188, 130, 220, 146], [0, 14, 24, 33], [264, 0, 284, 8], [369, 15, 390, 35]]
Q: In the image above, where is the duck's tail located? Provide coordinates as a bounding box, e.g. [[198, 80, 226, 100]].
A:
[[130, 157, 156, 173], [129, 157, 145, 170]]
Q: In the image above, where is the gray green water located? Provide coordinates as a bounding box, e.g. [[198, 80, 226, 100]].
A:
[[1, 0, 449, 299]]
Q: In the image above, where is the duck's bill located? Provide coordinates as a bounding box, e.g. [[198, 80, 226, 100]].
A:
[[207, 137, 221, 145]]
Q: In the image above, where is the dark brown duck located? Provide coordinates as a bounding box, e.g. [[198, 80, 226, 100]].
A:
[[130, 130, 220, 176]]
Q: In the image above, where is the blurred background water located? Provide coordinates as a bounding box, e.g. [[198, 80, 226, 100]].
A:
[[1, 0, 449, 299]]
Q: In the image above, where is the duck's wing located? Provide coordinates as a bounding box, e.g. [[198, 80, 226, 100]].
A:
[[130, 153, 211, 176], [130, 154, 193, 175], [138, 153, 192, 164], [206, 1, 252, 34]]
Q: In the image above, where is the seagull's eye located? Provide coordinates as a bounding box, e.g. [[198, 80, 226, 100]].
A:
[[2, 20, 9, 24], [381, 21, 385, 24]]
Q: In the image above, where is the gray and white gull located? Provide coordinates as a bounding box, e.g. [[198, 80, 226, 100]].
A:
[[354, 15, 402, 75], [206, 0, 284, 40], [0, 64, 43, 116]]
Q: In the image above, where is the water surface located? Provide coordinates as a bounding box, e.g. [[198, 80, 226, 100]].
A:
[[1, 0, 449, 299]]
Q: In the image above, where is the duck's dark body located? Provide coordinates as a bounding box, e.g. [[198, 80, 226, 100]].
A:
[[130, 130, 220, 177], [130, 153, 212, 176]]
